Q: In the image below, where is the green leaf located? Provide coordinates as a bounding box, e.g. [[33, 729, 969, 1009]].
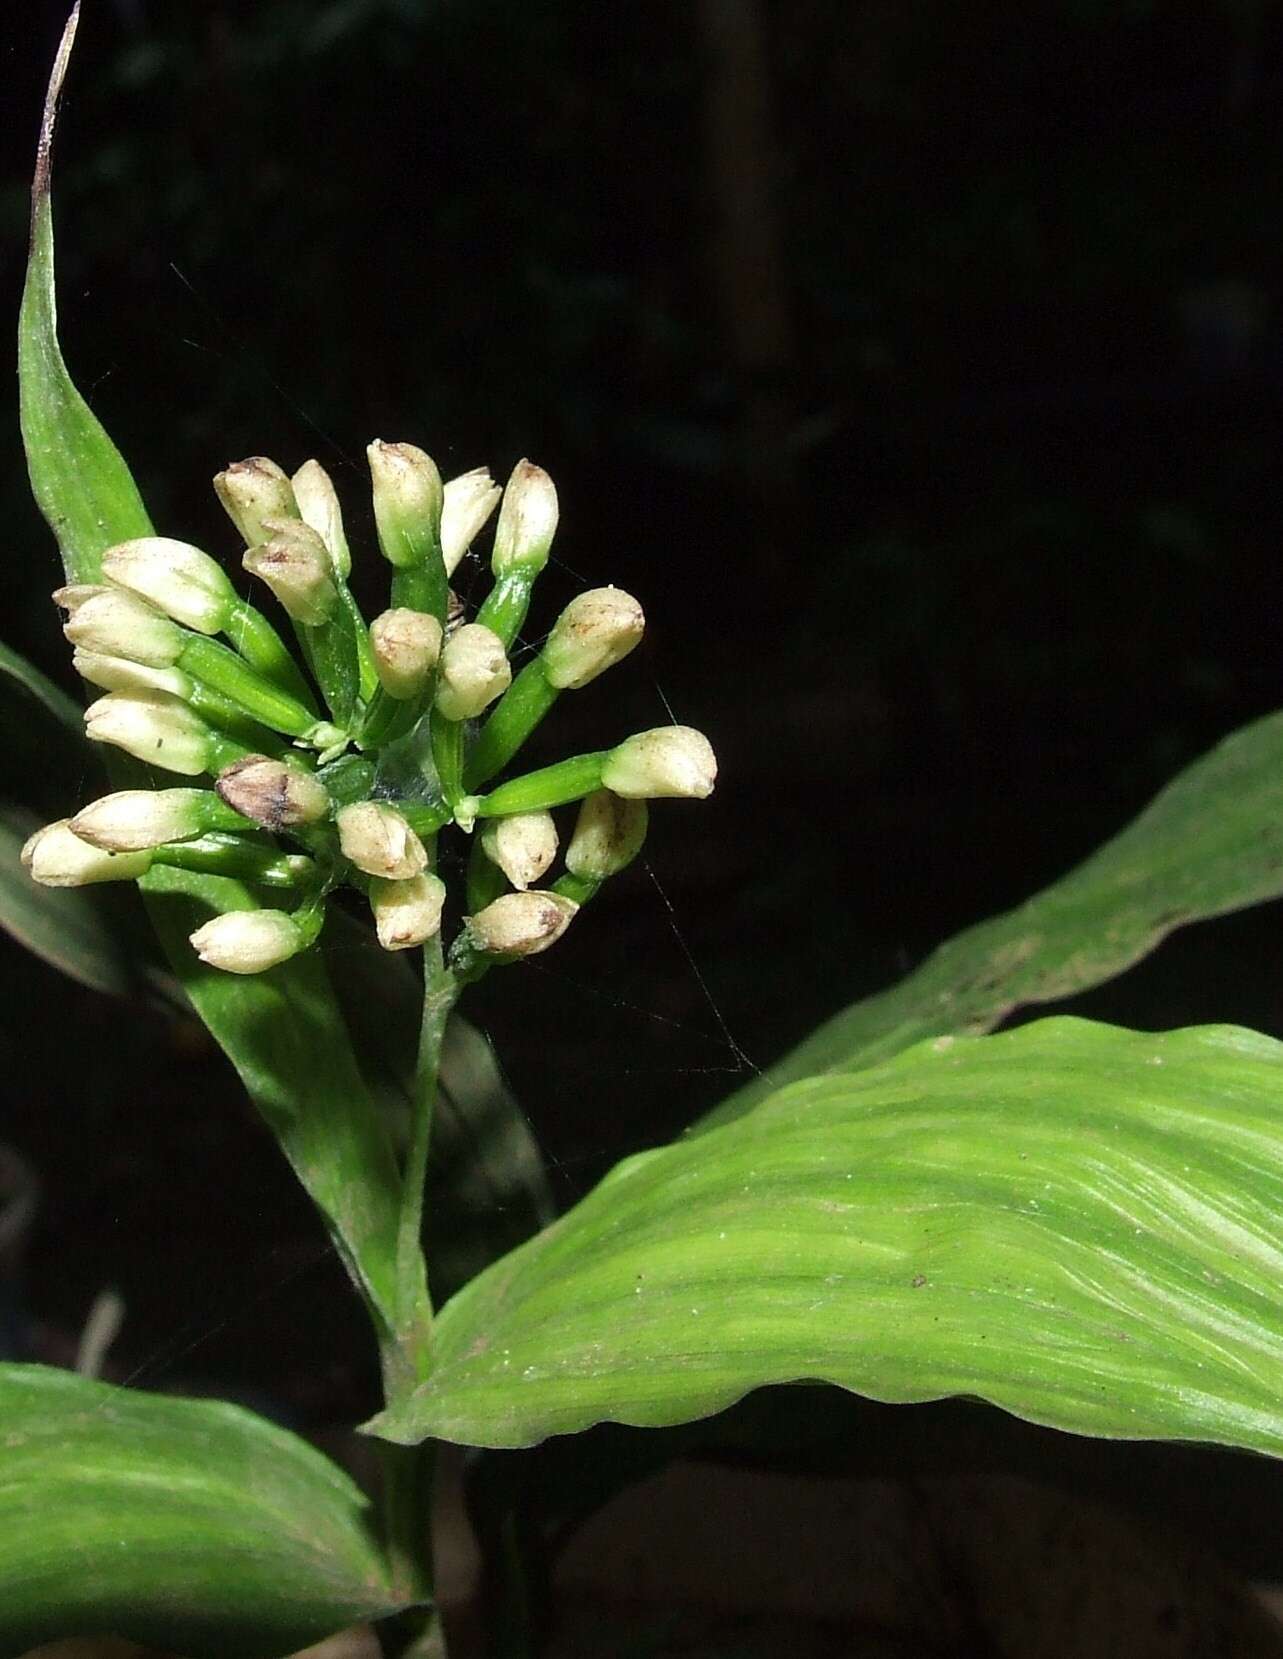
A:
[[367, 1018, 1283, 1454], [0, 1363, 417, 1657], [699, 709, 1283, 1132], [17, 15, 405, 1346]]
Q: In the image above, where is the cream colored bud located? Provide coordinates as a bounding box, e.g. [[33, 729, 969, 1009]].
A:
[[189, 909, 305, 975], [441, 467, 502, 576], [370, 872, 447, 951], [491, 459, 559, 575], [84, 691, 212, 776], [465, 890, 577, 958], [291, 459, 351, 578], [481, 811, 558, 891], [369, 608, 444, 700], [21, 820, 153, 887], [543, 587, 645, 690], [53, 583, 108, 615], [71, 789, 208, 852], [368, 441, 443, 567], [600, 726, 718, 800], [434, 623, 511, 721], [63, 589, 184, 668], [214, 456, 298, 548], [216, 755, 331, 830], [243, 520, 338, 625], [336, 801, 428, 880], [102, 538, 234, 634], [566, 790, 648, 879], [73, 651, 191, 698]]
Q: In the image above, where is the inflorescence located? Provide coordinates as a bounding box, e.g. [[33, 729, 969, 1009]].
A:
[[23, 446, 716, 975]]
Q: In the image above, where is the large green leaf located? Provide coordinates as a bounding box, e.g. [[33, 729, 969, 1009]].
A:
[[17, 10, 406, 1345], [368, 1018, 1283, 1452], [0, 1363, 416, 1657], [700, 709, 1283, 1131]]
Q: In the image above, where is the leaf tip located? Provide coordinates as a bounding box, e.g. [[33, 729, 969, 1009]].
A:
[[32, 4, 81, 243]]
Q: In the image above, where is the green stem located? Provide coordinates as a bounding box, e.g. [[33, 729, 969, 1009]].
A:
[[430, 710, 465, 809], [178, 635, 327, 739], [465, 657, 559, 790], [224, 598, 317, 708], [473, 750, 608, 818], [151, 833, 317, 888], [392, 561, 449, 628], [474, 568, 538, 651]]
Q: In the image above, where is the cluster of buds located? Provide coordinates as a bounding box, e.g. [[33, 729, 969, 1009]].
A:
[[24, 447, 716, 976]]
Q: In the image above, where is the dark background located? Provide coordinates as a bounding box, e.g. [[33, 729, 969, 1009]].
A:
[[3, 0, 1283, 1419]]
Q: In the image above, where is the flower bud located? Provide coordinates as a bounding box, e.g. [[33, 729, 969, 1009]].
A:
[[189, 909, 305, 974], [84, 690, 213, 776], [214, 457, 297, 548], [368, 441, 443, 568], [102, 538, 235, 634], [491, 460, 558, 576], [63, 589, 184, 668], [336, 801, 428, 880], [369, 608, 444, 700], [434, 623, 511, 721], [465, 890, 577, 958], [73, 651, 192, 698], [369, 872, 447, 951], [53, 583, 107, 615], [21, 820, 153, 887], [480, 810, 558, 891], [542, 587, 645, 690], [291, 459, 351, 578], [71, 789, 212, 852], [600, 727, 718, 800], [216, 755, 331, 830], [565, 790, 648, 879], [243, 520, 338, 625], [441, 467, 502, 577]]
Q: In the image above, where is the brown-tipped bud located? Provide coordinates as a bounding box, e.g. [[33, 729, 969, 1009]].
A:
[[291, 459, 351, 578], [600, 727, 718, 800], [480, 810, 558, 891], [243, 519, 338, 625], [542, 586, 645, 690], [369, 872, 447, 951], [369, 608, 444, 700], [217, 755, 331, 830], [22, 820, 153, 887], [465, 890, 578, 958], [565, 790, 648, 880], [434, 623, 511, 721], [214, 457, 298, 548], [441, 467, 502, 576], [491, 460, 559, 576], [368, 440, 443, 568], [336, 801, 428, 880]]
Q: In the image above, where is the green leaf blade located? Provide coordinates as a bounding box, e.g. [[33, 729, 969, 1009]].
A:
[[700, 709, 1283, 1130], [0, 1364, 418, 1658], [367, 1019, 1283, 1454]]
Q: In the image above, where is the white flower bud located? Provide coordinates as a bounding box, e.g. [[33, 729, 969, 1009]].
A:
[[336, 801, 428, 880], [600, 727, 718, 800], [369, 872, 447, 951], [71, 788, 209, 852], [243, 520, 338, 625], [63, 589, 184, 668], [214, 456, 298, 548], [369, 608, 444, 700], [368, 441, 443, 567], [542, 587, 645, 690], [434, 623, 511, 721], [21, 820, 153, 887], [84, 691, 212, 776], [102, 538, 234, 634], [216, 756, 331, 830], [565, 790, 648, 879], [73, 651, 191, 698], [465, 890, 578, 958], [189, 909, 305, 974], [491, 459, 558, 576], [481, 810, 558, 891], [441, 467, 502, 576], [291, 459, 351, 578]]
